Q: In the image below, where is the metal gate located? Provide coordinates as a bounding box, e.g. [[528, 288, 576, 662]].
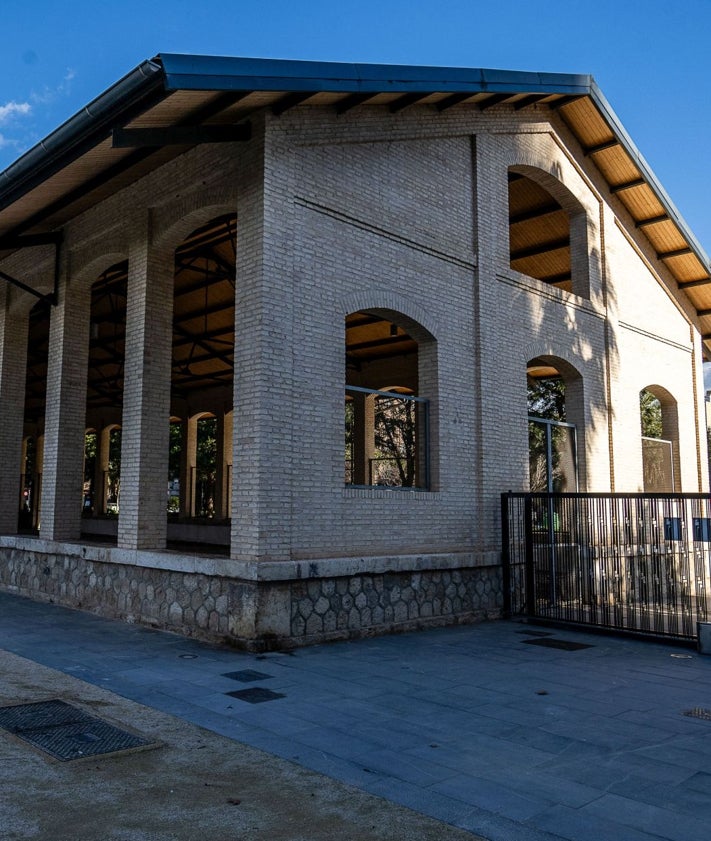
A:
[[501, 492, 711, 640]]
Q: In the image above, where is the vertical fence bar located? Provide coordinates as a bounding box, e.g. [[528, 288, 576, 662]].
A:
[[498, 491, 709, 641], [524, 494, 536, 618], [501, 492, 512, 618]]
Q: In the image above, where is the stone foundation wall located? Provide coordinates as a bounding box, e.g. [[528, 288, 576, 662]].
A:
[[0, 546, 235, 638], [290, 567, 502, 644], [0, 544, 503, 649]]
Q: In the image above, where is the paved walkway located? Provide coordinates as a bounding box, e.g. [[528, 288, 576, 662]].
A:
[[2, 592, 711, 841]]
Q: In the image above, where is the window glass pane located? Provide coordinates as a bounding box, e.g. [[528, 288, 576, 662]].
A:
[[345, 388, 428, 489], [642, 437, 674, 492]]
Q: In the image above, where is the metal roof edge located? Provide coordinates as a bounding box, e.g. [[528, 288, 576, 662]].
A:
[[0, 59, 165, 214], [587, 79, 711, 274], [158, 53, 593, 96], [0, 52, 707, 286]]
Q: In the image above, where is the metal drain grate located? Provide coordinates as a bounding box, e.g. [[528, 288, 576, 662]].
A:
[[223, 669, 274, 683], [226, 688, 286, 704], [0, 700, 156, 761], [522, 638, 593, 651], [683, 707, 711, 721]]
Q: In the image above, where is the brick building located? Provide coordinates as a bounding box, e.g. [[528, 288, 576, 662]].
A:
[[0, 55, 708, 647]]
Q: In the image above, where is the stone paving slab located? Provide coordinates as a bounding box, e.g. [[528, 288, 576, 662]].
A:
[[3, 591, 711, 840], [0, 648, 483, 841]]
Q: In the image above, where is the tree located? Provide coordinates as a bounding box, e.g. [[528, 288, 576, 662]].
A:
[[640, 389, 663, 438], [527, 375, 565, 421], [373, 395, 417, 487]]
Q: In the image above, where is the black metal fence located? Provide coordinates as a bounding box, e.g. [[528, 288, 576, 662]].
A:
[[501, 492, 711, 640]]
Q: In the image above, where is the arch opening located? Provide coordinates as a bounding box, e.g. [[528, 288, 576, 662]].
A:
[[169, 214, 236, 525], [509, 168, 590, 297], [527, 358, 580, 493], [20, 299, 50, 532], [345, 310, 433, 489], [640, 386, 679, 492]]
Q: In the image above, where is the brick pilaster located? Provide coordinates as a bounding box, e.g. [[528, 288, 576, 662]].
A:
[[41, 274, 91, 541], [118, 217, 173, 549]]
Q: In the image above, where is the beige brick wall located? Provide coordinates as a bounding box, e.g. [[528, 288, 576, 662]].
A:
[[0, 98, 706, 575]]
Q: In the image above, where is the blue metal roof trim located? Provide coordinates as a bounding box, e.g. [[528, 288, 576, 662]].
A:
[[0, 59, 164, 210], [158, 53, 592, 96], [0, 52, 707, 277]]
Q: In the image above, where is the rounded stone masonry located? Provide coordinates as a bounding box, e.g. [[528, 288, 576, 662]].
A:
[[0, 539, 504, 650]]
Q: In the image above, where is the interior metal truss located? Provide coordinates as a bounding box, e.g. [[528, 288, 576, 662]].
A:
[[24, 214, 238, 426]]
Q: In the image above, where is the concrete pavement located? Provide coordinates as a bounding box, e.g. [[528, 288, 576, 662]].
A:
[[2, 591, 711, 840]]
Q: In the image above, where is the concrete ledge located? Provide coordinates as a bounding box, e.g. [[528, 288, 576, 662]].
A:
[[0, 536, 499, 581], [250, 550, 501, 581]]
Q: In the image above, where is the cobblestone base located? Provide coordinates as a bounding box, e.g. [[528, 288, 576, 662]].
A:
[[290, 567, 503, 644], [0, 546, 503, 648], [0, 546, 235, 639]]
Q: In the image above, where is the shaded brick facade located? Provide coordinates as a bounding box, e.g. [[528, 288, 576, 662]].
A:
[[0, 57, 707, 647]]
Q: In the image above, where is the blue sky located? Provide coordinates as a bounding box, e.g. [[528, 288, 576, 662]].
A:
[[1, 0, 710, 248]]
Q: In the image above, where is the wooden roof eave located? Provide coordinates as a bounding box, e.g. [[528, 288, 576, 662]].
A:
[[0, 54, 707, 332]]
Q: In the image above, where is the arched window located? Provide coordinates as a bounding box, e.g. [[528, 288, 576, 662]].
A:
[[170, 214, 236, 524], [640, 386, 679, 492], [22, 299, 50, 531], [527, 358, 581, 492], [82, 262, 127, 524], [345, 310, 435, 489], [509, 167, 590, 297]]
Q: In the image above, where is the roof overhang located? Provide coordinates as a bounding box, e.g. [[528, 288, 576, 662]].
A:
[[0, 53, 709, 350]]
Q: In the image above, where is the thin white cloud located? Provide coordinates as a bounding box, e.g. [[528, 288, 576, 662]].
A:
[[0, 101, 31, 125], [31, 67, 76, 105]]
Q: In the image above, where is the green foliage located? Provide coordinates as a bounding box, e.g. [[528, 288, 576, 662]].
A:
[[527, 375, 565, 421], [107, 427, 121, 503], [196, 417, 217, 482], [84, 431, 97, 486], [168, 421, 182, 482], [640, 389, 663, 438]]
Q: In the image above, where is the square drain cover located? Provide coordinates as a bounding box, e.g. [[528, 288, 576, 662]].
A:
[[226, 688, 286, 704], [0, 700, 156, 761], [523, 638, 593, 651], [223, 669, 273, 683], [515, 630, 554, 637]]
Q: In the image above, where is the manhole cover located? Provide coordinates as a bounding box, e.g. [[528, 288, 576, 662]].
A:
[[522, 638, 593, 651], [0, 700, 157, 761], [683, 707, 711, 720], [223, 669, 273, 683], [226, 688, 286, 704]]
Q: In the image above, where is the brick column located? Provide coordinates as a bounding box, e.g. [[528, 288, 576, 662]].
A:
[[178, 418, 190, 517], [0, 292, 29, 533], [40, 275, 91, 542], [94, 425, 113, 514], [184, 415, 198, 517], [118, 219, 173, 550], [351, 391, 375, 485], [231, 122, 294, 561]]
